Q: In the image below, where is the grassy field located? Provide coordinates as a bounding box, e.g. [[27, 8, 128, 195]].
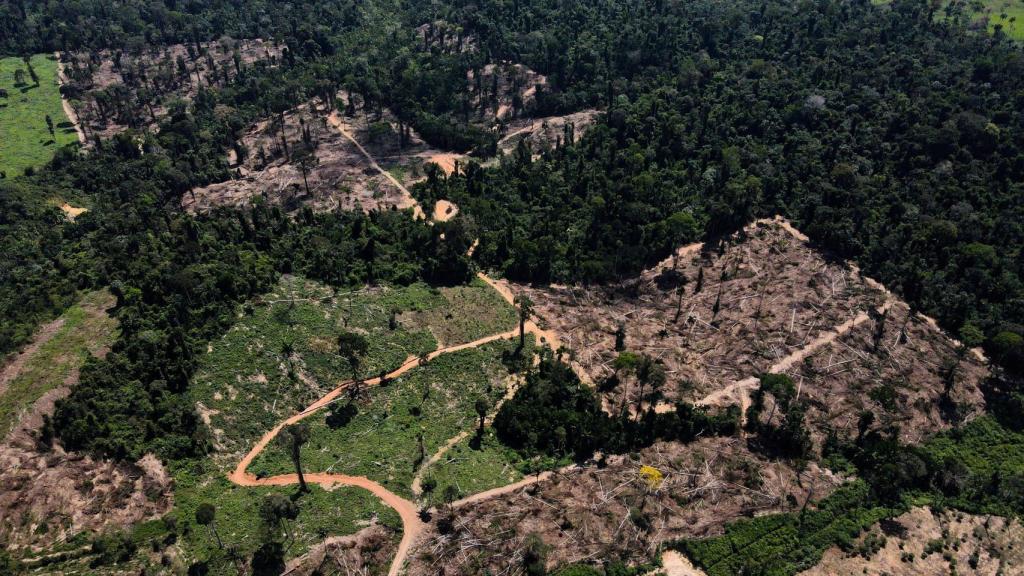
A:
[[190, 274, 517, 458], [873, 0, 1024, 40], [986, 0, 1024, 39], [247, 339, 522, 498], [0, 290, 117, 436], [0, 54, 78, 177], [421, 429, 526, 506], [170, 460, 401, 575]]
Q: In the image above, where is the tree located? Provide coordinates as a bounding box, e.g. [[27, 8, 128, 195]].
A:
[[337, 331, 369, 382], [277, 423, 310, 492], [514, 293, 534, 348], [474, 397, 489, 437], [260, 493, 300, 544], [195, 502, 223, 549], [293, 147, 319, 198]]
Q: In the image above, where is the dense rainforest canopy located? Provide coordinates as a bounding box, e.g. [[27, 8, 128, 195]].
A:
[[1, 0, 1024, 460]]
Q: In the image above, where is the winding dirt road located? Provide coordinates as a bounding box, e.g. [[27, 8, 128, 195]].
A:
[[224, 116, 561, 576]]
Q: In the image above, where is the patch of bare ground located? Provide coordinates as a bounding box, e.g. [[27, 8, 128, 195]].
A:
[[61, 38, 282, 139], [284, 523, 399, 576], [406, 437, 843, 576], [0, 294, 173, 555], [497, 110, 601, 156], [467, 62, 547, 127], [788, 296, 987, 446], [0, 379, 172, 555], [185, 96, 455, 214], [510, 218, 988, 445], [801, 507, 1024, 576]]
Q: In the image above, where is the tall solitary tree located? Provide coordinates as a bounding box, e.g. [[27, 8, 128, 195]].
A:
[[474, 397, 489, 437], [514, 294, 533, 348], [337, 331, 369, 382], [277, 423, 310, 492]]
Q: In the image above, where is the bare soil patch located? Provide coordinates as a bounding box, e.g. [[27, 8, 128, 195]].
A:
[[467, 62, 547, 127], [186, 96, 454, 215], [801, 507, 1024, 576], [510, 218, 988, 446], [498, 109, 601, 156], [407, 438, 842, 575], [61, 38, 282, 139]]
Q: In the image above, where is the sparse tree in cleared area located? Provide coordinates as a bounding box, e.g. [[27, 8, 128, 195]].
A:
[[195, 502, 223, 549], [277, 423, 310, 492], [514, 293, 533, 348]]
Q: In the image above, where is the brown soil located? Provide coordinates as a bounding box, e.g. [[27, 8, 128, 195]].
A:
[[497, 110, 601, 156], [801, 507, 1024, 576], [61, 38, 282, 139], [185, 97, 457, 216], [432, 199, 459, 222], [510, 218, 988, 447], [467, 62, 547, 127], [284, 523, 400, 576], [58, 203, 87, 221], [405, 438, 843, 575], [0, 371, 172, 555]]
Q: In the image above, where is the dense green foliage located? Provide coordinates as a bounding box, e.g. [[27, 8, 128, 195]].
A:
[[6, 0, 1024, 364], [494, 353, 738, 461], [0, 180, 84, 355], [679, 481, 895, 576]]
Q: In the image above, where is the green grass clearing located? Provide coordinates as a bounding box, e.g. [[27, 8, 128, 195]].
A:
[[0, 54, 78, 177], [170, 460, 401, 576], [420, 429, 526, 506], [190, 275, 517, 458], [248, 339, 525, 498], [0, 290, 117, 437]]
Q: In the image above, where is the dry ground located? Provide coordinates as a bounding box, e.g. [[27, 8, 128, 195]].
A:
[[184, 100, 414, 213], [61, 37, 282, 139], [497, 110, 601, 156], [512, 218, 988, 447], [801, 507, 1024, 575], [0, 292, 171, 554], [185, 90, 599, 216], [407, 437, 843, 576]]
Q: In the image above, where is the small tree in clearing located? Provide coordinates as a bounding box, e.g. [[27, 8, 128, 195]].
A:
[[195, 502, 223, 548], [277, 423, 310, 492]]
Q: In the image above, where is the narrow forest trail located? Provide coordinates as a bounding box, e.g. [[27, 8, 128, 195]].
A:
[[653, 299, 895, 419], [53, 52, 87, 145]]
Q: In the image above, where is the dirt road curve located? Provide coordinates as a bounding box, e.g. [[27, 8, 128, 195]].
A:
[[227, 267, 556, 576]]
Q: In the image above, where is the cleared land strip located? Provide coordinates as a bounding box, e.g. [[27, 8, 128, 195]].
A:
[[326, 111, 425, 219]]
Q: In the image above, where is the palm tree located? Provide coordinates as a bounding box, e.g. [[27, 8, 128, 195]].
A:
[[277, 423, 310, 492], [514, 294, 533, 348]]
